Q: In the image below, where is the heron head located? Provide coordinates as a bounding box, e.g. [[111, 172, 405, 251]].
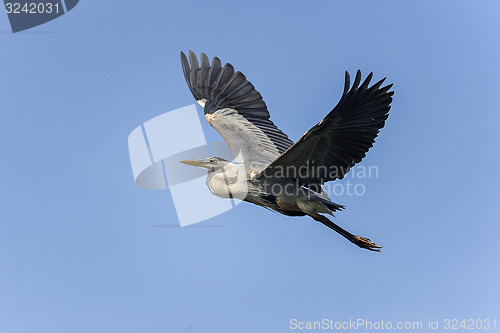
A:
[[179, 156, 228, 171]]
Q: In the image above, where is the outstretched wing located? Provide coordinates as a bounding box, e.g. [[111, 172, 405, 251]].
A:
[[258, 70, 393, 186], [181, 51, 294, 170]]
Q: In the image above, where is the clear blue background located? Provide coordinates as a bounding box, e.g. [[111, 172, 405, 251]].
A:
[[1, 1, 499, 332]]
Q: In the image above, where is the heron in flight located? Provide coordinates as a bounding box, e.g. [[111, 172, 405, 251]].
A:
[[179, 51, 393, 251]]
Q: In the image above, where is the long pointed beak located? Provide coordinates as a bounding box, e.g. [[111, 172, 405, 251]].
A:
[[179, 159, 205, 167]]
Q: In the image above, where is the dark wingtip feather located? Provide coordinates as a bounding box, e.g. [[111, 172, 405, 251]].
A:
[[367, 77, 387, 94], [344, 71, 350, 95], [359, 72, 373, 91], [353, 70, 362, 89], [212, 56, 221, 67], [224, 63, 235, 73], [188, 50, 199, 71], [379, 83, 394, 95], [180, 51, 191, 87], [200, 53, 210, 69], [180, 51, 189, 70]]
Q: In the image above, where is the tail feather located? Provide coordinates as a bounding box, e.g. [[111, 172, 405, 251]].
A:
[[306, 188, 345, 212]]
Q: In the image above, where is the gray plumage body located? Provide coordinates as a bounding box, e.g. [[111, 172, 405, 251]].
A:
[[198, 158, 337, 216]]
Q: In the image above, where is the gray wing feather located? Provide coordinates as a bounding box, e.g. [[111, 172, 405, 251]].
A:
[[208, 108, 281, 168], [181, 51, 294, 163]]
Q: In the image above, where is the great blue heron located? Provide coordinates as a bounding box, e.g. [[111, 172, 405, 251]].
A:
[[179, 51, 393, 251]]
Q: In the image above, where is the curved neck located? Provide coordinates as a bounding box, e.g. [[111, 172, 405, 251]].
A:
[[206, 162, 247, 199]]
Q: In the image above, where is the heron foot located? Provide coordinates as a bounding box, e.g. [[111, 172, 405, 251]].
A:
[[353, 235, 382, 252]]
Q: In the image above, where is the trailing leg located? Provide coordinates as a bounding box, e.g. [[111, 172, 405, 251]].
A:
[[310, 214, 381, 252]]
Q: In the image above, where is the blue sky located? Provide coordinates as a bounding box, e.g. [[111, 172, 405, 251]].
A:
[[1, 1, 499, 332]]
